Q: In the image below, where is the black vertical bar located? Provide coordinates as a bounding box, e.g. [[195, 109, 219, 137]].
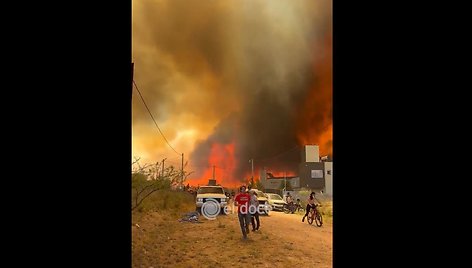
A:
[[131, 62, 134, 97]]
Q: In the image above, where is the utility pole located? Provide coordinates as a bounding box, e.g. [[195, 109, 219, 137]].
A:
[[284, 172, 287, 192], [161, 158, 166, 178], [181, 153, 184, 190], [250, 159, 254, 181], [212, 165, 216, 180]]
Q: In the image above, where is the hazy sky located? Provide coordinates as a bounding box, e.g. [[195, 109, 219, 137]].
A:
[[132, 0, 332, 186]]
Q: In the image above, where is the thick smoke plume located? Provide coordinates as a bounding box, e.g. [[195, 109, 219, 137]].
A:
[[132, 0, 332, 186]]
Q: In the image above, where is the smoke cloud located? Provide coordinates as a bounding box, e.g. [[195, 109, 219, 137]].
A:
[[132, 0, 332, 186]]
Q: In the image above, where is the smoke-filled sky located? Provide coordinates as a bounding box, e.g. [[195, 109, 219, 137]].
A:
[[132, 0, 332, 187]]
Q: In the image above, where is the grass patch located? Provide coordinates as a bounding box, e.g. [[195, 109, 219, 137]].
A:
[[318, 201, 333, 218], [132, 189, 196, 215]]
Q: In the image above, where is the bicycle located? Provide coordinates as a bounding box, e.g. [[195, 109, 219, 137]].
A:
[[295, 202, 305, 213], [307, 204, 323, 227], [283, 202, 296, 214]]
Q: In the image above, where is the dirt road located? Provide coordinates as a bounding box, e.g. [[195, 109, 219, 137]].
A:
[[132, 208, 332, 267]]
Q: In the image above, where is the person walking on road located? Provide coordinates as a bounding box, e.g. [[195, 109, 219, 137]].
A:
[[249, 190, 260, 231], [234, 185, 251, 239]]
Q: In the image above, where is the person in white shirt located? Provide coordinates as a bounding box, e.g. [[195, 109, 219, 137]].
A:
[[249, 190, 260, 231]]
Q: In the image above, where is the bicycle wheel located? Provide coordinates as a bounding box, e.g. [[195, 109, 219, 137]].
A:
[[315, 212, 323, 227], [307, 210, 314, 225], [283, 205, 290, 214]]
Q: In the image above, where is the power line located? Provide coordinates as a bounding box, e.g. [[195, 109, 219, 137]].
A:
[[133, 80, 180, 155], [160, 155, 182, 162]]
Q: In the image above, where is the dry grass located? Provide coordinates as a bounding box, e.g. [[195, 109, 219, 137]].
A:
[[133, 189, 195, 214], [132, 190, 332, 268], [217, 220, 225, 228], [318, 200, 333, 224]]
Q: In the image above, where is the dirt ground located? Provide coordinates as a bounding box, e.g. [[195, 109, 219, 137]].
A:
[[132, 206, 332, 268]]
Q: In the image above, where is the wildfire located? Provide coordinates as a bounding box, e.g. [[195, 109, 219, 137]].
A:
[[266, 171, 298, 178], [296, 29, 332, 157], [298, 124, 332, 157], [187, 142, 240, 188]]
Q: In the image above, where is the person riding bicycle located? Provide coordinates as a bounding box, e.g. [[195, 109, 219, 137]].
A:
[[285, 192, 296, 213], [302, 191, 321, 222], [285, 192, 294, 204]]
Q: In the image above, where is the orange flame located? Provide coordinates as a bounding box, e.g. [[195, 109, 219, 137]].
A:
[[296, 29, 332, 157], [266, 171, 297, 178], [241, 170, 298, 184], [187, 142, 241, 188]]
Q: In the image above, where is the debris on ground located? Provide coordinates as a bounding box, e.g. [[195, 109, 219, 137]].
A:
[[178, 211, 203, 223]]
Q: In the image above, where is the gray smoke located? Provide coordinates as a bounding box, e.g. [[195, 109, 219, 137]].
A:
[[132, 0, 332, 184]]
